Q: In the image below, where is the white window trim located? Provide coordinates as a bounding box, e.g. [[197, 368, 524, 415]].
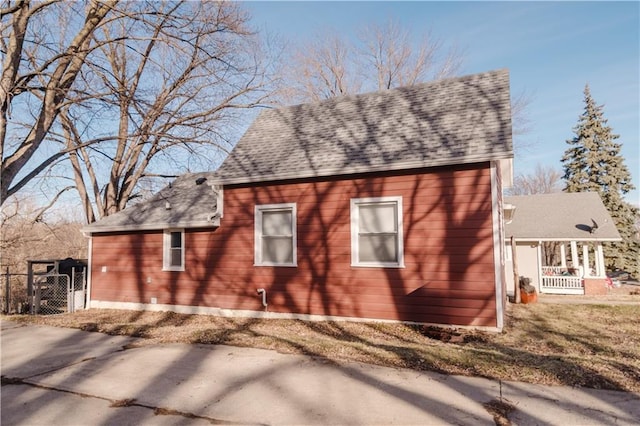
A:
[[163, 229, 185, 271], [254, 203, 297, 267], [350, 196, 404, 268]]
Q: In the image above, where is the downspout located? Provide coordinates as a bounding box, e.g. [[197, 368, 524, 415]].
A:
[[490, 161, 505, 331], [207, 184, 223, 222], [257, 288, 267, 311]]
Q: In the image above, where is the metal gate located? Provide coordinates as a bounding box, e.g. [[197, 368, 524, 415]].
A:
[[30, 269, 86, 315]]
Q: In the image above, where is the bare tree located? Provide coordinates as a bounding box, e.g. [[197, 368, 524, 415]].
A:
[[508, 164, 562, 196], [281, 20, 462, 104], [57, 1, 275, 223], [510, 89, 533, 137], [0, 0, 117, 204], [2, 1, 277, 222], [507, 163, 563, 266], [1, 193, 87, 311], [1, 195, 87, 272], [281, 19, 534, 154], [358, 20, 461, 91], [282, 34, 359, 103]]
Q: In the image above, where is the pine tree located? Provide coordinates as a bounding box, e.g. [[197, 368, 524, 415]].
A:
[[561, 85, 639, 277]]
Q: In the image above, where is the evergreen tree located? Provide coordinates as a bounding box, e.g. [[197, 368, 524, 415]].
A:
[[562, 85, 639, 277]]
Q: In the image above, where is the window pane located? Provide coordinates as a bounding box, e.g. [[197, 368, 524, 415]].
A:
[[262, 236, 293, 263], [170, 248, 182, 266], [262, 211, 292, 236], [359, 204, 396, 233], [359, 234, 397, 263], [170, 232, 182, 248]]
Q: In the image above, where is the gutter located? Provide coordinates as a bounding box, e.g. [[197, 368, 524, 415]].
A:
[[217, 153, 514, 186], [81, 217, 221, 235]]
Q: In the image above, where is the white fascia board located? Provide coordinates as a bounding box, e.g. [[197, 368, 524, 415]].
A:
[[217, 152, 514, 186], [82, 218, 220, 235]]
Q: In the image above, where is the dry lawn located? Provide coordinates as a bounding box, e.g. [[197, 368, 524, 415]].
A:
[[6, 300, 640, 392]]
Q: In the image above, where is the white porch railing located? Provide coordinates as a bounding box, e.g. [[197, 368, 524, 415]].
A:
[[541, 267, 584, 295], [542, 266, 565, 275]]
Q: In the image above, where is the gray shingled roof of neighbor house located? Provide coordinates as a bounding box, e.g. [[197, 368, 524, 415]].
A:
[[83, 172, 220, 233], [216, 69, 513, 185], [504, 192, 621, 241]]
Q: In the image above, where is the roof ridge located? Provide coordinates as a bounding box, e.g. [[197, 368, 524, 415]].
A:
[[273, 68, 509, 112]]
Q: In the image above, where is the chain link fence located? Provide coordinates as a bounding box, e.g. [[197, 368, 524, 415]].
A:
[[33, 274, 72, 315], [2, 263, 86, 315]]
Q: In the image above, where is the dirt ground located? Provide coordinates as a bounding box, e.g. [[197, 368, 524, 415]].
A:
[[6, 286, 640, 393]]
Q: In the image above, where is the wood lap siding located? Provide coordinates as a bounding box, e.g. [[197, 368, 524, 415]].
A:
[[90, 162, 498, 327]]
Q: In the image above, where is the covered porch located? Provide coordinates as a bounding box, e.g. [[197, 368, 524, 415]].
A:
[[539, 240, 607, 295], [503, 192, 622, 298]]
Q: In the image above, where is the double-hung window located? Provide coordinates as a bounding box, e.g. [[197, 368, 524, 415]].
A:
[[255, 203, 297, 266], [351, 196, 404, 267], [163, 229, 185, 271]]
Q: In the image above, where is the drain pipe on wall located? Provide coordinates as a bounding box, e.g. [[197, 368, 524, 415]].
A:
[[257, 288, 267, 311]]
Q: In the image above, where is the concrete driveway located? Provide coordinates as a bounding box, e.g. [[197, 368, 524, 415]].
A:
[[2, 319, 639, 425]]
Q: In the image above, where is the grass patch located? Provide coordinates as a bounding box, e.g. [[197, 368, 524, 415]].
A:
[[5, 302, 639, 392]]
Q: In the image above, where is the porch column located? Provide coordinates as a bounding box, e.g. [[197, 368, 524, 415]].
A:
[[536, 242, 543, 291], [582, 244, 590, 277], [595, 244, 605, 277], [570, 241, 579, 270], [560, 244, 567, 268]]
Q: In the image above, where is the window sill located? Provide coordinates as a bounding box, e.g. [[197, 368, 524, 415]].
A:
[[254, 263, 298, 268], [162, 267, 185, 272], [351, 262, 405, 269]]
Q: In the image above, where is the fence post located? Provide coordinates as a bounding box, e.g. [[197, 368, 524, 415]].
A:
[[27, 262, 33, 315], [70, 268, 75, 313], [4, 267, 9, 314]]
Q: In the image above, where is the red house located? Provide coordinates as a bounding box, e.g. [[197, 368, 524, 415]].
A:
[[84, 69, 514, 330]]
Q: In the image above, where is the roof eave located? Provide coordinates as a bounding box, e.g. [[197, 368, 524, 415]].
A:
[[82, 218, 221, 235], [217, 151, 514, 186]]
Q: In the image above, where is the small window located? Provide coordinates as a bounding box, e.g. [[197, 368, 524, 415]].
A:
[[163, 229, 184, 271], [351, 196, 404, 267], [255, 203, 297, 266]]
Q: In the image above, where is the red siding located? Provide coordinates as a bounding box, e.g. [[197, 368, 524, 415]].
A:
[[90, 163, 498, 327]]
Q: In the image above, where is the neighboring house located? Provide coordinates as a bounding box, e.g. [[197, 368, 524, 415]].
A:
[[504, 192, 622, 296], [83, 69, 514, 330]]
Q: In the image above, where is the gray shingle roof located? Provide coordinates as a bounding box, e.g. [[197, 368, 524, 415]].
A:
[[85, 70, 513, 233], [504, 192, 621, 241], [217, 69, 513, 185], [83, 172, 220, 233]]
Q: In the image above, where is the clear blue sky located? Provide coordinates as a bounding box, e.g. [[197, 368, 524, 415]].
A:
[[244, 1, 640, 205]]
